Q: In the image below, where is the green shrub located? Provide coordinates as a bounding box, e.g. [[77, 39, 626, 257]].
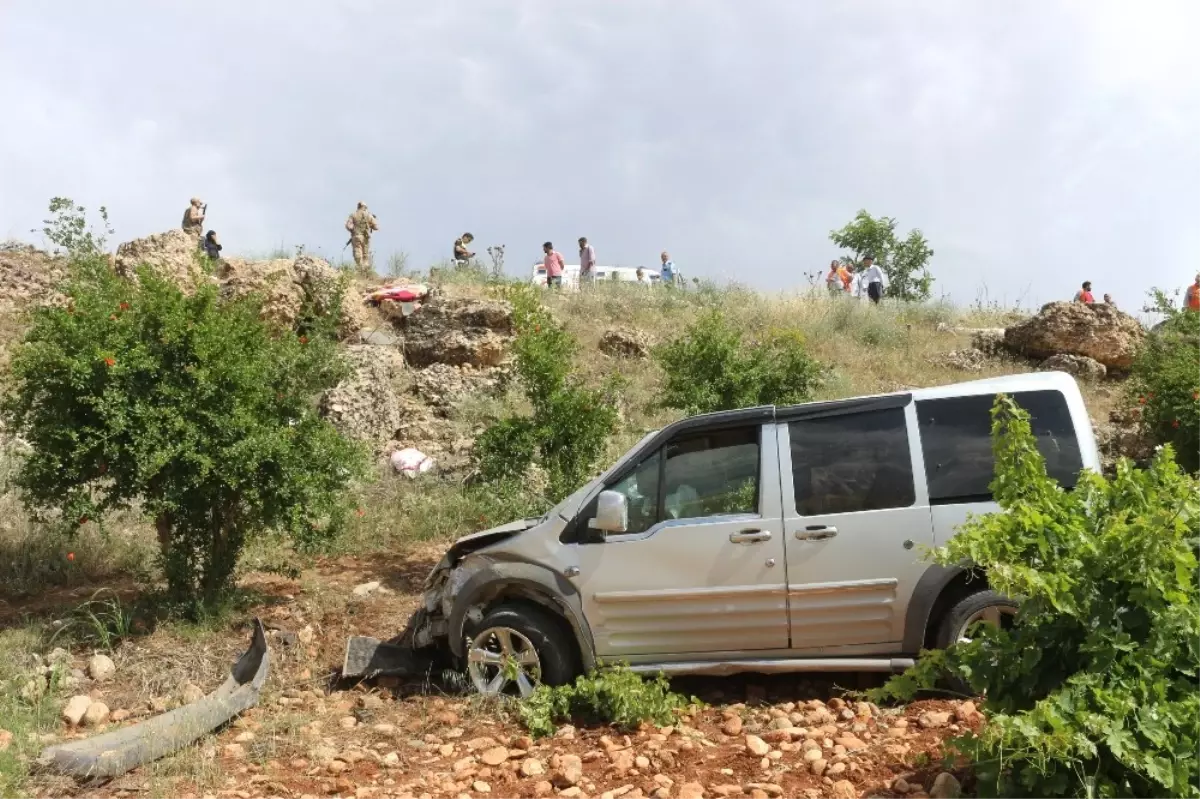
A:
[[519, 665, 696, 739], [474, 287, 619, 500], [1128, 306, 1199, 473], [1, 252, 369, 611], [873, 395, 1200, 798], [653, 309, 822, 414]]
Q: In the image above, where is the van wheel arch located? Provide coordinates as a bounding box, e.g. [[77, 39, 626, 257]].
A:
[[903, 565, 992, 653]]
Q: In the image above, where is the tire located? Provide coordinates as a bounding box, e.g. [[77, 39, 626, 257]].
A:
[[934, 589, 1018, 650], [463, 604, 579, 696]]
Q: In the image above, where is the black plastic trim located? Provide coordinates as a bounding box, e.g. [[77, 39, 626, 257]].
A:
[[776, 393, 912, 422]]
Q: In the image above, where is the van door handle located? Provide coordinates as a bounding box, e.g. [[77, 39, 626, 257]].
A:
[[795, 526, 838, 541], [729, 529, 772, 544]]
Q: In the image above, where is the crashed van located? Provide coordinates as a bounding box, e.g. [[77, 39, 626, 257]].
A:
[[345, 372, 1099, 696]]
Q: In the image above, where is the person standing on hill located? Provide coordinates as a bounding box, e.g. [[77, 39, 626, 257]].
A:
[[181, 198, 206, 242], [862, 255, 885, 304], [660, 251, 677, 286], [1186, 274, 1200, 312], [202, 230, 222, 261], [542, 241, 565, 288], [579, 237, 596, 286], [825, 260, 843, 295], [1074, 281, 1095, 304], [454, 232, 475, 264], [345, 202, 379, 270]]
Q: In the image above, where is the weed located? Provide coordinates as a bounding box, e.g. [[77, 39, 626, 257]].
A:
[[519, 664, 698, 739], [48, 589, 135, 651]]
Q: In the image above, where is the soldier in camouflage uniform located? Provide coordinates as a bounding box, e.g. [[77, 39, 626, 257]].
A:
[[345, 202, 379, 270], [181, 198, 205, 241]]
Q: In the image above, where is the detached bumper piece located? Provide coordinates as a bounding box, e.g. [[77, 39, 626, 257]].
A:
[[342, 635, 435, 679], [38, 618, 270, 779]]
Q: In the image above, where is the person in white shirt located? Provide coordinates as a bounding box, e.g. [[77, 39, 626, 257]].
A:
[[862, 254, 886, 304]]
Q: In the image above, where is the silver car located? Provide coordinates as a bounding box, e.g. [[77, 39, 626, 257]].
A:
[[345, 372, 1099, 696]]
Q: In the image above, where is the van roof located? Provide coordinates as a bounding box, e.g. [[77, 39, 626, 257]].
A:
[[659, 372, 1082, 434]]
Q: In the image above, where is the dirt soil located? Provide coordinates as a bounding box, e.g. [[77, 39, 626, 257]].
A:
[[11, 547, 978, 799]]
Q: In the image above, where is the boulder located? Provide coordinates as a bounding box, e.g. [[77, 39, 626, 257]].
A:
[[402, 296, 513, 369], [1039, 353, 1107, 381], [82, 701, 110, 727], [62, 695, 93, 726], [1003, 302, 1144, 369], [320, 344, 406, 450], [599, 328, 652, 359], [929, 772, 963, 799], [114, 229, 207, 291], [87, 653, 116, 682]]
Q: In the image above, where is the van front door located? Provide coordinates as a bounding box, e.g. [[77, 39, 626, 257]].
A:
[[574, 424, 789, 659], [779, 401, 935, 651]]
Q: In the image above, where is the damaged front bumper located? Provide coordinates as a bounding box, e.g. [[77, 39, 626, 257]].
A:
[[342, 521, 536, 679]]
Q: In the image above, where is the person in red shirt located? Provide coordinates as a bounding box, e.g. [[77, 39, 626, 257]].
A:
[[1186, 273, 1200, 312], [542, 241, 565, 289], [1074, 281, 1095, 304]]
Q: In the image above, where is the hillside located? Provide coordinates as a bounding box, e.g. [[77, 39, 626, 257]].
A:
[[0, 234, 1155, 799]]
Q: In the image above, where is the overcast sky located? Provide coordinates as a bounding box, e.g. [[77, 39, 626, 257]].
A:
[[2, 1, 1197, 309]]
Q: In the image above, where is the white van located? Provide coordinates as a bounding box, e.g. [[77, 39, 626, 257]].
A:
[[530, 263, 660, 290], [345, 372, 1099, 695]]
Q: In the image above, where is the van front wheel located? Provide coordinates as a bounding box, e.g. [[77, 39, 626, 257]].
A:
[[934, 590, 1018, 649], [464, 604, 578, 698]]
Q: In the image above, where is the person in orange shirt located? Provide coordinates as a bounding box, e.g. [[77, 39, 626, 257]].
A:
[[1186, 273, 1200, 312], [1074, 281, 1095, 304], [825, 260, 842, 295]]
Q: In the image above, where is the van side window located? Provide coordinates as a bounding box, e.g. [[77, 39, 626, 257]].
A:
[[789, 408, 915, 516], [605, 427, 760, 535], [916, 389, 1082, 505]]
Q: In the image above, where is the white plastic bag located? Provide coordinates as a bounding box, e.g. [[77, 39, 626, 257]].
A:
[[390, 447, 434, 478]]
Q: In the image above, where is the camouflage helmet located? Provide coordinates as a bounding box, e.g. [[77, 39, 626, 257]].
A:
[[190, 197, 203, 206]]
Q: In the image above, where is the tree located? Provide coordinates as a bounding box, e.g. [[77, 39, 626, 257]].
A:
[[829, 210, 935, 301], [2, 200, 368, 610], [1129, 291, 1200, 473]]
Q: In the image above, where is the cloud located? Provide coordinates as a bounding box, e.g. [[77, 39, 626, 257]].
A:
[[1, 0, 1196, 308]]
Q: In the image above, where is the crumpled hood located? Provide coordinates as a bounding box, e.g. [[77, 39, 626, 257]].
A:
[[443, 516, 542, 565]]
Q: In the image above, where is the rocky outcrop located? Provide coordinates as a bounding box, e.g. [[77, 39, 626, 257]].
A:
[[410, 363, 505, 417], [402, 296, 513, 369], [320, 345, 405, 450], [1040, 353, 1107, 381], [114, 229, 208, 292], [599, 328, 652, 359], [1004, 302, 1144, 370], [219, 254, 367, 340], [0, 242, 66, 311], [1095, 407, 1155, 474]]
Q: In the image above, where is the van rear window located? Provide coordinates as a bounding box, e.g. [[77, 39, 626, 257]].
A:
[[916, 390, 1082, 505]]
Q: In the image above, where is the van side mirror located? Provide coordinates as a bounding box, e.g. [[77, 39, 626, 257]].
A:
[[589, 490, 628, 533]]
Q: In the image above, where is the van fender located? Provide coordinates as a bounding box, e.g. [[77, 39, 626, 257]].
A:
[[446, 558, 597, 672], [901, 563, 975, 653]]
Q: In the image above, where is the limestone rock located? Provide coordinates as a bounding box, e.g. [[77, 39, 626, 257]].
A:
[[62, 695, 93, 726], [218, 253, 366, 339], [83, 701, 110, 727], [409, 363, 503, 417], [87, 653, 116, 682], [320, 344, 405, 450], [402, 296, 513, 369], [1095, 407, 1156, 473], [1040, 353, 1107, 381], [929, 772, 962, 799], [969, 328, 1007, 356], [551, 752, 583, 787], [942, 348, 986, 372], [114, 229, 206, 291], [745, 735, 770, 756], [829, 780, 857, 799], [0, 242, 66, 312], [181, 682, 204, 704], [599, 328, 652, 359], [1004, 301, 1144, 369]]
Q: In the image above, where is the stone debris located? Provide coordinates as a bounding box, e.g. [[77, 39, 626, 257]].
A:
[[402, 295, 514, 369], [62, 695, 93, 726], [320, 344, 405, 450], [1040, 353, 1107, 381]]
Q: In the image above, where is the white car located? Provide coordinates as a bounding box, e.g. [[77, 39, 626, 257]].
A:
[[346, 372, 1099, 696]]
